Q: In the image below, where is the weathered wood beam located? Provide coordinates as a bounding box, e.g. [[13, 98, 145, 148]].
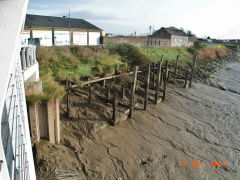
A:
[[155, 60, 162, 104], [174, 55, 180, 78], [112, 92, 118, 125], [162, 60, 168, 101], [144, 64, 151, 111], [189, 54, 197, 87], [129, 66, 138, 118]]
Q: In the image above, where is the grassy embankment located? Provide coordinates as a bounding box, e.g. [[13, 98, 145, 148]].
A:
[[28, 43, 228, 103]]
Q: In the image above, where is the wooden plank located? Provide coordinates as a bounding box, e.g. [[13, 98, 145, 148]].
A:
[[175, 73, 185, 79], [144, 64, 151, 111], [189, 54, 197, 87], [162, 60, 168, 101], [69, 87, 88, 96], [155, 60, 162, 104], [129, 66, 138, 118], [72, 70, 142, 87]]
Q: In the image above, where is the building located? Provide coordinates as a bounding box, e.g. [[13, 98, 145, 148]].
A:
[[188, 35, 198, 46], [22, 14, 104, 46], [150, 27, 189, 47]]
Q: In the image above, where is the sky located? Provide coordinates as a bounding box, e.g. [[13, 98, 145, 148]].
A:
[[27, 0, 240, 39]]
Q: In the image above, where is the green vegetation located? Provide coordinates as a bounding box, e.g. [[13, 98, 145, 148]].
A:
[[140, 46, 192, 68], [37, 46, 124, 82], [29, 42, 228, 104], [26, 74, 65, 104], [109, 43, 152, 66]]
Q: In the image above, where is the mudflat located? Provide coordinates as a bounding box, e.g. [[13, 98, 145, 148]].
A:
[[36, 56, 240, 180]]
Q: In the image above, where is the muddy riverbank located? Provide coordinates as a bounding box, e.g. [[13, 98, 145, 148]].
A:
[[36, 53, 240, 180]]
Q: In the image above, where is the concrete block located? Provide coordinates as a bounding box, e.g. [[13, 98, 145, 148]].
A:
[[28, 103, 40, 143], [22, 62, 40, 83], [54, 99, 60, 144], [38, 103, 48, 139], [46, 100, 55, 144], [25, 80, 42, 96]]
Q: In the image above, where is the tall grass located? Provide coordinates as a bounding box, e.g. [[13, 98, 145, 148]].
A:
[[109, 43, 152, 66], [33, 43, 228, 103], [197, 47, 227, 59], [34, 46, 124, 103], [140, 47, 193, 68], [37, 46, 124, 82], [26, 74, 65, 104]]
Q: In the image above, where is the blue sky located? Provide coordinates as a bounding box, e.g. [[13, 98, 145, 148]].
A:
[[27, 0, 240, 39]]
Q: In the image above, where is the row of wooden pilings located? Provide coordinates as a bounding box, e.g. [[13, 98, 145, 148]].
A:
[[65, 54, 197, 125]]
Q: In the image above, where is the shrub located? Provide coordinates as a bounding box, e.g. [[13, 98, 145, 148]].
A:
[[109, 43, 152, 66], [194, 41, 206, 49], [197, 47, 227, 59]]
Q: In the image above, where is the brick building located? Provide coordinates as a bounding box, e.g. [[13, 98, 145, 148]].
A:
[[149, 27, 190, 47]]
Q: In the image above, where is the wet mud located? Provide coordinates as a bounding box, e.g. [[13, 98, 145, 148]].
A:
[[36, 54, 240, 180]]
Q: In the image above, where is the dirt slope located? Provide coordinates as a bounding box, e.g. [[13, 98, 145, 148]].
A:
[[36, 61, 240, 180]]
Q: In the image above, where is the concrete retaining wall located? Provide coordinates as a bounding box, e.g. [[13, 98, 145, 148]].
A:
[[28, 99, 60, 144]]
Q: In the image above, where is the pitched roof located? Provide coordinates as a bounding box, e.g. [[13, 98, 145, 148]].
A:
[[25, 14, 102, 31], [163, 27, 188, 36], [188, 35, 197, 42]]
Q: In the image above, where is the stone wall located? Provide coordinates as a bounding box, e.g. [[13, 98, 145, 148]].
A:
[[103, 36, 147, 46]]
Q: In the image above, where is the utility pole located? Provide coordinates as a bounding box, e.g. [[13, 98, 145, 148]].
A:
[[149, 26, 152, 46], [149, 26, 152, 35]]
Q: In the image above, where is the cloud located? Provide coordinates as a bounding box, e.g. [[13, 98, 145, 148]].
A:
[[27, 0, 240, 38]]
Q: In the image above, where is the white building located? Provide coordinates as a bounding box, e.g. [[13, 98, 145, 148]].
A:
[[22, 14, 104, 46]]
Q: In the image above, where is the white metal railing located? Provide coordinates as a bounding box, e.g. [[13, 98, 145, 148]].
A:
[[20, 45, 37, 71], [1, 59, 31, 179], [0, 0, 36, 179]]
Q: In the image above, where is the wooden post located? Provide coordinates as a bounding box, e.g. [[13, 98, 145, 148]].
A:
[[189, 54, 197, 87], [160, 69, 163, 86], [184, 70, 188, 88], [174, 55, 180, 78], [129, 66, 138, 118], [106, 86, 110, 99], [86, 77, 90, 86], [112, 92, 118, 125], [144, 64, 151, 111], [135, 73, 139, 91], [121, 85, 125, 99], [89, 87, 92, 104], [102, 79, 106, 87], [155, 60, 162, 104], [167, 71, 170, 82], [66, 80, 70, 118], [153, 73, 156, 86], [160, 55, 164, 86], [162, 60, 168, 101]]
